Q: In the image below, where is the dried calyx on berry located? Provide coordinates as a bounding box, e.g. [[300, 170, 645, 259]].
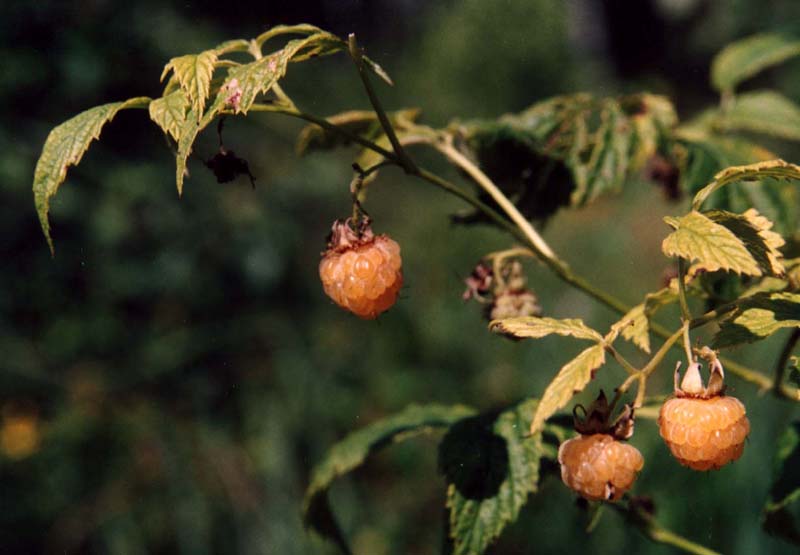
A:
[[558, 391, 644, 502], [658, 348, 750, 471], [319, 218, 403, 320], [463, 259, 542, 321]]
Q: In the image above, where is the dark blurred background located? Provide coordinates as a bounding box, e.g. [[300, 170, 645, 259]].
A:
[[2, 1, 800, 553]]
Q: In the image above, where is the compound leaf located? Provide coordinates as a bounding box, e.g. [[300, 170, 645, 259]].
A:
[[712, 33, 800, 93], [614, 286, 680, 354], [713, 292, 800, 348], [530, 344, 606, 435], [302, 403, 475, 548], [148, 90, 189, 141], [662, 211, 761, 276], [444, 398, 543, 555], [33, 96, 151, 254], [489, 316, 603, 342]]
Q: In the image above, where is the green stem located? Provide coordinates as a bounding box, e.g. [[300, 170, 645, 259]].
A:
[[677, 258, 692, 321], [616, 505, 722, 555], [774, 328, 800, 400], [347, 33, 417, 173], [605, 344, 639, 376], [435, 140, 556, 261], [647, 521, 722, 555]]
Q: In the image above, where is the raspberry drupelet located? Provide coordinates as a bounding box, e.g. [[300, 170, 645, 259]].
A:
[[319, 218, 403, 319]]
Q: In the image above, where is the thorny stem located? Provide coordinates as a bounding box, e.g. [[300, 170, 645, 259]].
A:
[[773, 328, 800, 401], [347, 33, 417, 173]]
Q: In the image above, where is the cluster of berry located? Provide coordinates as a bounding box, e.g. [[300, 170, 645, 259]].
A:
[[559, 362, 749, 502]]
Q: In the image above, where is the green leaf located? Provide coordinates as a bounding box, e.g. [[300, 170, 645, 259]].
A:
[[693, 159, 800, 210], [255, 23, 325, 48], [148, 90, 189, 141], [763, 421, 800, 545], [713, 292, 800, 348], [662, 211, 761, 276], [444, 399, 543, 555], [720, 90, 800, 141], [161, 50, 219, 119], [32, 97, 151, 254], [302, 403, 476, 547], [712, 33, 800, 93], [489, 316, 603, 342], [530, 344, 606, 435]]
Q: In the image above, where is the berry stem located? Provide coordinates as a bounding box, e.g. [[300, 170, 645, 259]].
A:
[[677, 257, 692, 322], [623, 506, 722, 555]]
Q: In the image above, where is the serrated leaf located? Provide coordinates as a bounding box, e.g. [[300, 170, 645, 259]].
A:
[[662, 211, 761, 276], [255, 23, 324, 48], [720, 90, 800, 141], [302, 403, 475, 547], [161, 50, 219, 119], [628, 94, 678, 170], [489, 316, 603, 342], [174, 90, 229, 195], [148, 90, 189, 141], [705, 209, 785, 276], [225, 33, 344, 115], [763, 420, 800, 545], [693, 159, 800, 210], [530, 344, 606, 435], [713, 292, 800, 348], [712, 33, 800, 93], [614, 286, 680, 354], [32, 97, 151, 254], [444, 399, 543, 555]]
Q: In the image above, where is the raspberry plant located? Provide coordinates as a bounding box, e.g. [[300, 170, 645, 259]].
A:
[[32, 26, 800, 554]]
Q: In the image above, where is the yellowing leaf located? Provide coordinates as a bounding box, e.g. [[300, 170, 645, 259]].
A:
[[161, 50, 219, 119], [489, 316, 603, 342], [33, 97, 151, 254], [662, 211, 760, 276], [612, 304, 650, 354], [705, 209, 785, 276], [693, 159, 800, 210], [712, 33, 800, 93], [713, 292, 800, 348], [529, 344, 606, 435], [148, 90, 189, 141]]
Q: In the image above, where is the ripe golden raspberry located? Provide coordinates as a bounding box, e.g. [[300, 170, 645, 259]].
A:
[[658, 356, 750, 470], [319, 219, 402, 319], [558, 433, 644, 501]]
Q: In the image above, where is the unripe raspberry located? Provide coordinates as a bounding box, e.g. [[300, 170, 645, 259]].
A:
[[558, 433, 644, 501], [658, 357, 750, 470], [319, 219, 402, 319]]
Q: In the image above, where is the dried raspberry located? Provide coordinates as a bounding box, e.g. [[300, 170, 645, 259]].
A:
[[558, 433, 644, 501], [319, 219, 402, 319], [658, 357, 750, 470]]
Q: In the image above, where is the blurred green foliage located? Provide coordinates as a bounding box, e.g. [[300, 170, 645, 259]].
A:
[[3, 1, 800, 553]]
